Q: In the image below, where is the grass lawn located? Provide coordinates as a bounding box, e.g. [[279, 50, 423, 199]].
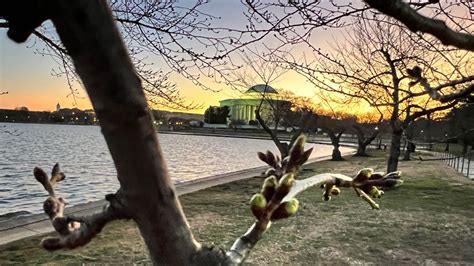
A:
[[1, 151, 473, 264]]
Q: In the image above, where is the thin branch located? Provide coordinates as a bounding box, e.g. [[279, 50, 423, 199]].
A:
[[32, 30, 67, 54], [33, 164, 128, 250]]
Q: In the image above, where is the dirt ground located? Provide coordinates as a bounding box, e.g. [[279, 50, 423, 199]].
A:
[[1, 151, 473, 264]]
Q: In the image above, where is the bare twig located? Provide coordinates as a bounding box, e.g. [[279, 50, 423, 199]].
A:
[[33, 164, 128, 250]]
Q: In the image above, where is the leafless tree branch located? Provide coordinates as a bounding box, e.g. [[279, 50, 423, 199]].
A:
[[364, 0, 474, 52]]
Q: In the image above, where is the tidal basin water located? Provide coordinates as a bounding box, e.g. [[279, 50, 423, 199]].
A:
[[0, 123, 352, 216]]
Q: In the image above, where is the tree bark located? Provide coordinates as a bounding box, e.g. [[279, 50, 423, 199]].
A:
[[332, 146, 343, 161], [324, 128, 345, 161], [402, 138, 415, 161], [356, 142, 369, 157], [353, 125, 379, 157], [377, 137, 382, 150], [402, 144, 411, 161], [48, 1, 202, 264], [387, 129, 402, 172]]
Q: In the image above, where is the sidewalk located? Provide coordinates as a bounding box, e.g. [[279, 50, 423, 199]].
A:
[[0, 151, 354, 246]]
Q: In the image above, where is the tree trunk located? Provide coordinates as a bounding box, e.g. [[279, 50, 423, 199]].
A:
[[352, 125, 378, 157], [445, 142, 450, 152], [387, 129, 402, 172], [332, 145, 343, 161], [255, 107, 289, 159], [402, 144, 411, 161], [277, 142, 289, 159], [48, 1, 204, 264], [325, 129, 344, 161], [462, 141, 468, 155], [355, 142, 369, 156], [402, 137, 413, 161]]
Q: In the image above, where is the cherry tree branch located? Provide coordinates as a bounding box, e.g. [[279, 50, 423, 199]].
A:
[[365, 0, 474, 52], [228, 136, 403, 264], [33, 164, 128, 250], [405, 66, 474, 103]]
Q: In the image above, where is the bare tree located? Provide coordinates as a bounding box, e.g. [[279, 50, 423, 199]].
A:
[[229, 51, 318, 159], [253, 89, 318, 159], [353, 125, 380, 157], [1, 1, 405, 264], [317, 114, 356, 161], [242, 1, 474, 53], [283, 17, 473, 172], [448, 101, 474, 155]]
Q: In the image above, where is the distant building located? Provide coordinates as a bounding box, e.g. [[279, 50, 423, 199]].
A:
[[219, 84, 290, 125], [151, 109, 204, 122], [56, 103, 61, 112]]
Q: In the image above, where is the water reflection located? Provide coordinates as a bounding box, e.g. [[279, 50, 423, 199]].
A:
[[0, 123, 351, 215]]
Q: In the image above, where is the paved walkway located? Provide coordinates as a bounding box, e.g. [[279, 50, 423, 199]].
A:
[[0, 151, 354, 246]]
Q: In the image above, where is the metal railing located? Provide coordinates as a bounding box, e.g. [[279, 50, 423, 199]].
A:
[[433, 151, 473, 180]]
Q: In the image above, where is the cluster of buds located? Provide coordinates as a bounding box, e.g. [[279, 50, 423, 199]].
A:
[[33, 163, 126, 251], [321, 168, 403, 209], [321, 183, 341, 201], [250, 135, 312, 221], [250, 173, 299, 220], [257, 136, 313, 181], [34, 164, 82, 237], [352, 168, 403, 194]]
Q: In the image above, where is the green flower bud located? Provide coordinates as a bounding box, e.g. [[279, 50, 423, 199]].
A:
[[250, 193, 267, 218], [330, 187, 341, 196], [290, 135, 306, 158], [279, 173, 295, 187], [271, 198, 299, 220], [359, 168, 374, 179], [369, 186, 384, 198], [274, 173, 295, 200], [294, 134, 307, 151], [261, 176, 277, 201], [353, 168, 374, 184]]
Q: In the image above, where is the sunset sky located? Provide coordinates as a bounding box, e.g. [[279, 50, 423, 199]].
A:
[[0, 1, 338, 115], [0, 32, 321, 114], [0, 2, 469, 118]]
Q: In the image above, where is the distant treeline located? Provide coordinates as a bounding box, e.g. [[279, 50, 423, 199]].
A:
[[0, 108, 97, 125]]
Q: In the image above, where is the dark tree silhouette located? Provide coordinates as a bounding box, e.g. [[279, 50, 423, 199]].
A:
[[353, 124, 381, 157], [203, 106, 230, 124], [448, 101, 474, 155], [283, 17, 473, 172]]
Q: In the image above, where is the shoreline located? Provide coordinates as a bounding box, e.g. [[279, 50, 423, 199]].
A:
[[2, 122, 367, 145], [0, 150, 355, 246]]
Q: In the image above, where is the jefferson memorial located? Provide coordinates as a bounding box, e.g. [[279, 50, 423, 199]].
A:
[[219, 84, 290, 125]]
